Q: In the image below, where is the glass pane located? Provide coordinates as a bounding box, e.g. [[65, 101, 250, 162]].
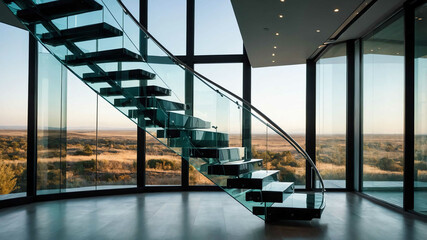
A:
[[148, 0, 186, 55], [362, 15, 404, 207], [252, 65, 306, 188], [414, 4, 427, 215], [97, 96, 137, 189], [0, 23, 28, 200], [195, 63, 243, 98], [37, 44, 67, 195], [316, 43, 347, 189], [195, 0, 243, 55], [65, 74, 96, 192], [146, 133, 181, 186]]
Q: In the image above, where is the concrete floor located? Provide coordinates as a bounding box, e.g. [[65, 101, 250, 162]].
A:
[[0, 192, 426, 240]]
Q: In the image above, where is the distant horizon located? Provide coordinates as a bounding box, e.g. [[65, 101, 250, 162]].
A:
[[0, 127, 413, 136]]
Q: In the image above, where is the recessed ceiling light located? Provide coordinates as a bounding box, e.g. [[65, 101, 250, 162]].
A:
[[273, 46, 277, 49], [334, 8, 339, 12], [396, 52, 400, 55], [272, 53, 275, 56], [316, 29, 320, 33], [272, 60, 276, 63], [280, 0, 285, 2], [370, 49, 374, 52], [419, 18, 423, 21], [275, 32, 279, 36], [279, 14, 284, 18]]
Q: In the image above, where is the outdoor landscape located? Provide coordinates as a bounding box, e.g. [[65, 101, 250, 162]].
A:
[[2, 129, 427, 196]]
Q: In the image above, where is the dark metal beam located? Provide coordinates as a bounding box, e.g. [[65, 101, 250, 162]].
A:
[[403, 2, 415, 211], [242, 47, 252, 158], [27, 29, 38, 198], [354, 39, 363, 192], [346, 40, 356, 191], [137, 0, 148, 188], [181, 0, 195, 189], [306, 59, 316, 190]]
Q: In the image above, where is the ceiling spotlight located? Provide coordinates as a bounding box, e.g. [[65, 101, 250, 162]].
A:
[[370, 49, 374, 52], [419, 17, 423, 21], [334, 8, 339, 13], [273, 46, 277, 49], [280, 0, 285, 2], [279, 14, 284, 18], [272, 60, 276, 63], [272, 53, 276, 56], [316, 29, 320, 33], [275, 32, 279, 36]]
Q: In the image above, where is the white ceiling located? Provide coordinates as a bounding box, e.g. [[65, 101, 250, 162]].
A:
[[231, 0, 406, 67]]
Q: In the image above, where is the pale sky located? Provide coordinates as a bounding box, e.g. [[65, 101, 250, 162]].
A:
[[0, 0, 411, 136]]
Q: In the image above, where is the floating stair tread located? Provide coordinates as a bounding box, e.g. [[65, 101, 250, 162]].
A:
[[41, 23, 123, 46], [167, 138, 229, 148], [208, 159, 263, 176], [157, 129, 228, 141], [64, 48, 143, 66], [252, 193, 325, 220], [241, 170, 280, 179], [261, 182, 294, 193], [114, 97, 186, 111], [17, 0, 103, 24], [189, 147, 245, 161], [221, 159, 263, 165], [227, 170, 279, 189], [130, 109, 210, 129], [100, 86, 171, 97], [267, 193, 324, 209], [83, 69, 155, 82], [246, 182, 294, 203]]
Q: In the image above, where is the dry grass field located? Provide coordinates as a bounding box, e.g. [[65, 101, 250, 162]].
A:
[[2, 129, 427, 195]]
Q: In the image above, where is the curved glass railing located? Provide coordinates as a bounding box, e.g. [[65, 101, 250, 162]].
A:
[[3, 0, 325, 220]]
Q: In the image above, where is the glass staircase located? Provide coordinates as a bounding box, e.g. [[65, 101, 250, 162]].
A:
[[2, 0, 326, 221]]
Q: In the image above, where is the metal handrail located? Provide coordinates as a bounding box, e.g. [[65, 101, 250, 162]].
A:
[[116, 0, 325, 193]]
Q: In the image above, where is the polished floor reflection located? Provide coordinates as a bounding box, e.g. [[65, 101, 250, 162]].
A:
[[0, 192, 426, 240]]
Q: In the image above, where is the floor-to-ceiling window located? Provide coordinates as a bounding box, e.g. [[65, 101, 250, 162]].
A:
[[252, 65, 306, 188], [191, 63, 243, 186], [0, 23, 28, 200], [362, 14, 405, 207], [316, 43, 347, 189], [414, 3, 427, 215], [146, 0, 186, 186]]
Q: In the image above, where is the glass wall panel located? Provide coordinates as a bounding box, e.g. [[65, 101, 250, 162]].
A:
[[97, 96, 137, 189], [148, 0, 186, 55], [252, 65, 306, 188], [37, 44, 67, 195], [414, 4, 427, 215], [65, 74, 96, 191], [195, 0, 243, 55], [362, 15, 404, 207], [146, 133, 181, 186], [0, 23, 28, 200], [316, 43, 347, 188], [190, 64, 243, 186], [195, 63, 243, 97]]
